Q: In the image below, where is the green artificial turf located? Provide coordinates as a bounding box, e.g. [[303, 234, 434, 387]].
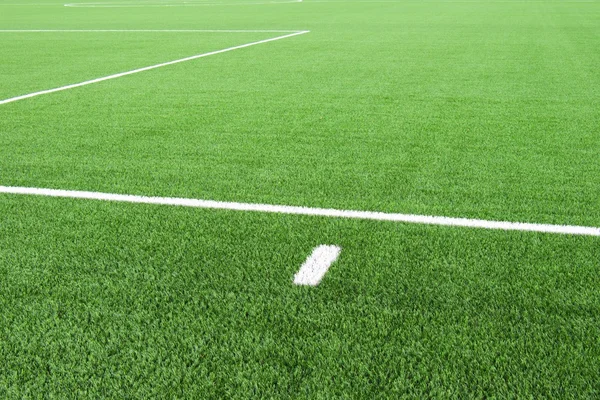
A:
[[1, 0, 599, 397]]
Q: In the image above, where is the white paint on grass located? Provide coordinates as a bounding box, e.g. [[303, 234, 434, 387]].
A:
[[64, 0, 302, 7], [1, 186, 599, 237], [0, 30, 309, 106], [0, 29, 304, 33], [294, 245, 341, 286]]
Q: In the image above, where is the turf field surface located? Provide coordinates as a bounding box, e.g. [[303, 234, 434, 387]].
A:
[[1, 0, 599, 397]]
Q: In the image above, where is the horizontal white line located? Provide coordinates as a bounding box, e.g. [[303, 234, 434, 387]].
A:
[[294, 245, 341, 286], [0, 29, 304, 33], [64, 0, 302, 7], [1, 186, 599, 237], [0, 30, 309, 106], [0, 0, 593, 4]]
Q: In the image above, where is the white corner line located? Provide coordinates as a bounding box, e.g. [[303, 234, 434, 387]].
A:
[[1, 186, 599, 237], [0, 30, 310, 106], [294, 245, 341, 287]]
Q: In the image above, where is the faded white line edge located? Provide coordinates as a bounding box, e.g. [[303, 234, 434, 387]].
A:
[[294, 245, 341, 286], [0, 30, 309, 106], [1, 186, 599, 237]]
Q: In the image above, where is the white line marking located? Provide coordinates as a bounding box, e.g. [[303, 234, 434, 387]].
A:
[[294, 245, 341, 286], [0, 29, 303, 33], [64, 0, 302, 7], [1, 186, 599, 237], [0, 30, 309, 106], [0, 0, 592, 4]]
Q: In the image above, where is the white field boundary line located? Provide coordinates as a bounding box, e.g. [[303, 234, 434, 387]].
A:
[[0, 30, 309, 106], [63, 0, 302, 7], [0, 0, 594, 5], [1, 186, 599, 237], [0, 29, 303, 33], [0, 0, 302, 6]]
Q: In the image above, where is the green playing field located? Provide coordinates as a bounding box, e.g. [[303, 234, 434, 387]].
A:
[[1, 0, 599, 397]]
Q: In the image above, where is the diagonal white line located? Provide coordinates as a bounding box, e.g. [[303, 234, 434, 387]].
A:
[[1, 186, 599, 237], [294, 245, 341, 286], [0, 30, 310, 106]]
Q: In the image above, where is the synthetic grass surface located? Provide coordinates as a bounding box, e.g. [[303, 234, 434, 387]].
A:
[[1, 1, 599, 226], [1, 195, 599, 398], [0, 31, 280, 99], [1, 0, 600, 397]]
